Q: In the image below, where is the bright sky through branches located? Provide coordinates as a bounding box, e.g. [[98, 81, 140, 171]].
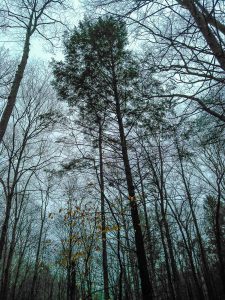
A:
[[0, 0, 84, 62]]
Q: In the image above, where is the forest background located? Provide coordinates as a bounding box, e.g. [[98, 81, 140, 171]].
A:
[[0, 1, 225, 300]]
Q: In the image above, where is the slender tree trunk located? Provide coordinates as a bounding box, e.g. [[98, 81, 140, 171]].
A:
[[0, 215, 19, 300], [157, 143, 181, 300], [163, 217, 181, 299], [30, 193, 47, 299], [177, 143, 217, 299], [0, 189, 26, 300], [214, 182, 225, 296], [155, 205, 176, 300], [119, 188, 139, 300], [0, 124, 30, 261], [67, 265, 71, 300], [142, 140, 183, 299], [103, 187, 123, 300], [0, 25, 32, 142], [169, 203, 205, 300], [0, 195, 12, 260], [111, 65, 153, 300], [11, 224, 31, 300], [29, 222, 44, 299], [136, 155, 155, 286], [70, 261, 76, 300], [98, 119, 110, 300]]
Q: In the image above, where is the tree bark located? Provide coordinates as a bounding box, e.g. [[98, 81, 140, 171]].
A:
[[0, 208, 20, 300], [98, 119, 110, 300], [180, 0, 225, 72], [0, 195, 13, 260], [0, 26, 31, 142], [111, 65, 154, 300]]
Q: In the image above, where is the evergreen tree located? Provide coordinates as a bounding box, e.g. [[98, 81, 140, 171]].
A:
[[53, 16, 154, 300]]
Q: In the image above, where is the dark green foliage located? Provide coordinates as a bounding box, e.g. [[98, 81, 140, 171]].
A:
[[52, 17, 144, 127]]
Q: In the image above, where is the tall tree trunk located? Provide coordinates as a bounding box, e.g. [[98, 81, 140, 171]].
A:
[[0, 124, 30, 260], [142, 140, 181, 299], [169, 203, 205, 300], [214, 181, 225, 296], [119, 189, 138, 300], [30, 192, 48, 300], [136, 154, 155, 286], [0, 22, 32, 142], [157, 143, 181, 299], [0, 214, 19, 300], [98, 119, 110, 300], [70, 261, 76, 300], [11, 223, 31, 300], [0, 195, 12, 260], [177, 143, 217, 299], [111, 66, 154, 300], [155, 205, 176, 300]]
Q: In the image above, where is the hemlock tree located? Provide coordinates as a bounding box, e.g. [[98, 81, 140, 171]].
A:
[[53, 17, 154, 300]]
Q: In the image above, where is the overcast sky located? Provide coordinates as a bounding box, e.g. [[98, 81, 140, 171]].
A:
[[0, 0, 84, 63]]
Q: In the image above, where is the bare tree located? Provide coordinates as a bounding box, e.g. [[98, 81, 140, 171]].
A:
[[0, 64, 58, 263], [84, 0, 225, 124], [0, 0, 69, 142]]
